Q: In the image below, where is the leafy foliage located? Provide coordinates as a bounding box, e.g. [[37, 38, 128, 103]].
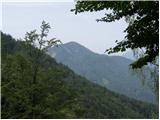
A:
[[22, 21, 62, 118], [72, 1, 159, 69], [1, 31, 158, 118]]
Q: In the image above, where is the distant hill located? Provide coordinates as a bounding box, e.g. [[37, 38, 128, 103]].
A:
[[1, 32, 158, 118], [48, 41, 157, 104]]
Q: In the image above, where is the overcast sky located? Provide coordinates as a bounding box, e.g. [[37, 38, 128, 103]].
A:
[[2, 2, 129, 55]]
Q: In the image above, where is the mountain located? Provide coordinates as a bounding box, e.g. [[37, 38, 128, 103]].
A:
[[1, 32, 158, 118], [48, 41, 157, 104]]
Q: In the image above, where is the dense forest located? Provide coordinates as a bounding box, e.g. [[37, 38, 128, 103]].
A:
[[1, 31, 158, 119]]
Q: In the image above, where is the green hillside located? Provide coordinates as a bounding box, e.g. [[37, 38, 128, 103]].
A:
[[48, 41, 156, 104], [1, 32, 158, 119]]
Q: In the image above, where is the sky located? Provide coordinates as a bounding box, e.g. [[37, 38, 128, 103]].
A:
[[2, 1, 129, 55]]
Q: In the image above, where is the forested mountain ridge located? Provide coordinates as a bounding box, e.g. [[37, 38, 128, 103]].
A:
[[48, 42, 156, 104], [1, 32, 158, 118]]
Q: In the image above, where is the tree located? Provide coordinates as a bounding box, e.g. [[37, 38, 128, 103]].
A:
[[71, 1, 159, 104], [24, 21, 61, 84], [23, 21, 61, 118], [71, 1, 159, 69], [1, 31, 79, 118]]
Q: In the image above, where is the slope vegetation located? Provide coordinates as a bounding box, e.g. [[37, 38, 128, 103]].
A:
[[1, 32, 158, 118]]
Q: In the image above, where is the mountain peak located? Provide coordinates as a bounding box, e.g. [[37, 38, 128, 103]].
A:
[[62, 41, 95, 55], [65, 41, 80, 45], [64, 41, 85, 48]]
